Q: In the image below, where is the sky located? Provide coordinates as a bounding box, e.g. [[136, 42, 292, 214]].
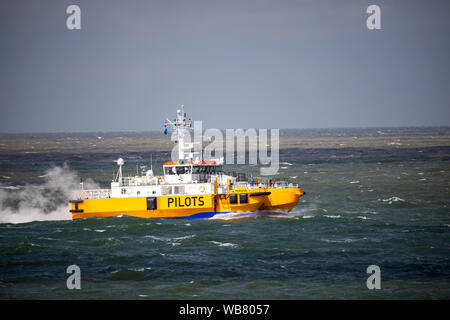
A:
[[0, 0, 449, 133]]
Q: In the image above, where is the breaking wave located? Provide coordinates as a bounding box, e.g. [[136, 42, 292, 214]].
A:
[[0, 165, 98, 224]]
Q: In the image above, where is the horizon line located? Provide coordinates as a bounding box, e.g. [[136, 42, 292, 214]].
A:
[[1, 125, 450, 135]]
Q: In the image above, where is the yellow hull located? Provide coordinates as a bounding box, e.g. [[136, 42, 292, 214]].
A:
[[71, 187, 304, 220]]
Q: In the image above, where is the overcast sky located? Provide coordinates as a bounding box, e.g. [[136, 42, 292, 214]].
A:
[[1, 0, 449, 133]]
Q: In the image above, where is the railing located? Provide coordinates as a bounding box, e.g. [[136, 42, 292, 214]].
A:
[[119, 177, 158, 187], [234, 181, 298, 189], [77, 189, 111, 199]]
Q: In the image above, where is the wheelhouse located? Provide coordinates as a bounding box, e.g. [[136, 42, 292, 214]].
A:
[[163, 161, 223, 176]]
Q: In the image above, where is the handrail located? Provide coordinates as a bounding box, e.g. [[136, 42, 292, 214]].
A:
[[77, 189, 111, 199]]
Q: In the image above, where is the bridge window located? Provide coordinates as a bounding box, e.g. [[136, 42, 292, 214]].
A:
[[192, 166, 205, 174], [191, 165, 222, 174], [164, 167, 174, 175], [176, 166, 191, 175]]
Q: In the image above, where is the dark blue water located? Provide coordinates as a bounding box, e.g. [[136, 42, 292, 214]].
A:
[[0, 130, 449, 299]]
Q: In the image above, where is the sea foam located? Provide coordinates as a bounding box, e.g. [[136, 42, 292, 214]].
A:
[[0, 165, 98, 224]]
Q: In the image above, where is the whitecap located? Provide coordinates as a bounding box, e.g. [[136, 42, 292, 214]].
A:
[[0, 186, 21, 190], [321, 237, 365, 243], [0, 165, 98, 224], [324, 215, 341, 219], [145, 234, 196, 242], [38, 236, 56, 241], [210, 241, 238, 248], [173, 234, 196, 240], [381, 197, 405, 204], [144, 235, 167, 241], [350, 180, 360, 184]]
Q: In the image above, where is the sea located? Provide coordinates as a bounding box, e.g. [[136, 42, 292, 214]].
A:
[[0, 127, 449, 299]]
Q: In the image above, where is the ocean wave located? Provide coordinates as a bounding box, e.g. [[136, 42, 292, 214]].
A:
[[320, 237, 367, 243], [173, 234, 196, 240], [209, 241, 239, 248], [381, 197, 406, 204], [0, 186, 22, 190], [0, 165, 98, 224], [144, 234, 196, 243], [108, 267, 151, 281]]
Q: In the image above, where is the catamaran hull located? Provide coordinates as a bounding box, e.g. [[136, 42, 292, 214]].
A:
[[70, 187, 303, 220]]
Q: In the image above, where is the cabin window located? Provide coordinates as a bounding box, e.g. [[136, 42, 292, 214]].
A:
[[239, 193, 248, 204], [230, 193, 238, 204], [161, 186, 172, 195], [146, 197, 157, 210], [174, 186, 185, 195]]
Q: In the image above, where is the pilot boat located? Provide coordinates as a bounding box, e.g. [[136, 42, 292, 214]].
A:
[[70, 106, 304, 219]]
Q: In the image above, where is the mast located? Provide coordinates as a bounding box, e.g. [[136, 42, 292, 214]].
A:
[[165, 105, 200, 162]]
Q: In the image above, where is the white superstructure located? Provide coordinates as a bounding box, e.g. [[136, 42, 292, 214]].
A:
[[79, 106, 247, 199]]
